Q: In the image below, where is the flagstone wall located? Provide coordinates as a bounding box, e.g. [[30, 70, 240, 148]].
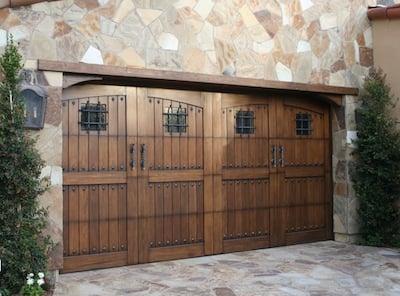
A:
[[2, 0, 400, 273], [0, 0, 390, 87]]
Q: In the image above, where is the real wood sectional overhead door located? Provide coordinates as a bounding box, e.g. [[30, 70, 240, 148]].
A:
[[62, 86, 131, 272], [61, 85, 333, 273], [136, 88, 205, 263], [218, 94, 273, 253]]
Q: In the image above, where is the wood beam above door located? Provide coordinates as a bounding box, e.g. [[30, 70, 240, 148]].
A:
[[38, 60, 357, 106]]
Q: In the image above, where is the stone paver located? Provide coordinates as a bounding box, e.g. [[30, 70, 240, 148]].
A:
[[54, 241, 400, 296]]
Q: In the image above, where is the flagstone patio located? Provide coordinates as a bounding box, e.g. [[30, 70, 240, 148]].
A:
[[54, 241, 400, 296]]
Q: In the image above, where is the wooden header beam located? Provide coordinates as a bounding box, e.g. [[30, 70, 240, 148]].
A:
[[38, 60, 358, 106]]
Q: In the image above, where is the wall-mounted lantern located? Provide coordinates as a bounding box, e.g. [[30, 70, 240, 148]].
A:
[[21, 85, 47, 129]]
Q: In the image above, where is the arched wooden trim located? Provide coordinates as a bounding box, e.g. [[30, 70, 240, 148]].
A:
[[39, 60, 356, 106], [63, 74, 103, 88]]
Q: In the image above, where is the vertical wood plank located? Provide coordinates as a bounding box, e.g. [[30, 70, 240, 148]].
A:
[[68, 186, 79, 256], [98, 184, 109, 253], [202, 93, 213, 254], [108, 184, 119, 252], [118, 184, 127, 251], [89, 185, 99, 254]]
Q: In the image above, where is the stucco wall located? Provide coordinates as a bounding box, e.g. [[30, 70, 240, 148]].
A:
[[371, 18, 400, 116], [1, 0, 397, 271]]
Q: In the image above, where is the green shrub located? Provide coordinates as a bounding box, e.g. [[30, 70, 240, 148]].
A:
[[352, 69, 400, 247], [0, 37, 52, 293]]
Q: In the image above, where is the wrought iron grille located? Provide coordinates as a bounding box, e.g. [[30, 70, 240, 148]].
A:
[[79, 101, 108, 131], [235, 110, 255, 134], [296, 112, 312, 136], [163, 104, 188, 134]]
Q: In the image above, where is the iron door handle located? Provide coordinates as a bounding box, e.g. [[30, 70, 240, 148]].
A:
[[271, 145, 277, 168], [140, 144, 146, 170], [129, 144, 136, 169], [279, 145, 285, 167]]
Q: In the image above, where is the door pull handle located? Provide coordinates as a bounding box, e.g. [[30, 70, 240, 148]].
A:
[[279, 145, 285, 167], [140, 144, 146, 170], [129, 144, 136, 169], [271, 145, 277, 168]]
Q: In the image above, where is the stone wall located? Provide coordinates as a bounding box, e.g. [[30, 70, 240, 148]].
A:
[[23, 62, 64, 274], [332, 95, 360, 243], [0, 0, 387, 87]]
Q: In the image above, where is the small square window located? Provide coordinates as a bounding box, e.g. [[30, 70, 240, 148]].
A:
[[164, 105, 188, 134], [79, 101, 108, 131], [296, 113, 312, 136], [236, 110, 255, 134]]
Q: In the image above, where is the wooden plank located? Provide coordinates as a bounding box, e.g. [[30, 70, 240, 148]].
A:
[[202, 93, 213, 254], [89, 185, 99, 254], [62, 187, 69, 256], [188, 182, 197, 243], [181, 183, 189, 244], [63, 171, 127, 185], [148, 169, 203, 183], [98, 96, 109, 171], [118, 184, 127, 252], [68, 186, 79, 256], [163, 183, 173, 245], [148, 243, 204, 262], [39, 60, 356, 98], [62, 251, 127, 273], [78, 186, 89, 255], [222, 168, 270, 180], [172, 182, 181, 244], [98, 185, 109, 253], [223, 236, 269, 253], [108, 184, 119, 252]]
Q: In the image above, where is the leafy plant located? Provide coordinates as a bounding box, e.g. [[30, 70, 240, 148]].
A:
[[352, 68, 400, 247], [0, 36, 52, 293]]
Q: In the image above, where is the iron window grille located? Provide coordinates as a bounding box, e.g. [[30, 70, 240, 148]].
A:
[[235, 110, 255, 134], [79, 101, 108, 132], [163, 104, 188, 134], [296, 112, 312, 136]]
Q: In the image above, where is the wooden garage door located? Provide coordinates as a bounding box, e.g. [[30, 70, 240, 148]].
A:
[[62, 86, 133, 272], [62, 86, 332, 272], [136, 88, 205, 263]]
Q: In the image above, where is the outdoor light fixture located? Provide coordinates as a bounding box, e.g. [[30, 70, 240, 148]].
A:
[[21, 85, 47, 129]]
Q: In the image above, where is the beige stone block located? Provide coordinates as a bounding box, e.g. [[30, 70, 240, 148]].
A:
[[118, 47, 145, 67], [28, 31, 57, 60], [174, 0, 197, 9], [113, 0, 135, 23], [36, 15, 55, 38], [194, 0, 214, 20], [136, 8, 162, 26], [43, 71, 63, 87], [157, 32, 179, 51], [320, 13, 338, 30], [248, 23, 270, 43], [24, 59, 38, 70], [239, 4, 259, 28], [64, 4, 86, 25], [197, 21, 214, 51], [253, 40, 274, 54], [275, 62, 292, 82]]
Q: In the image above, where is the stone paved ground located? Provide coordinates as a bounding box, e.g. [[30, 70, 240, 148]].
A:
[[54, 241, 400, 296]]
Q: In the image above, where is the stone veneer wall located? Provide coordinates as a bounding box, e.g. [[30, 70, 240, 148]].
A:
[[1, 0, 400, 272]]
